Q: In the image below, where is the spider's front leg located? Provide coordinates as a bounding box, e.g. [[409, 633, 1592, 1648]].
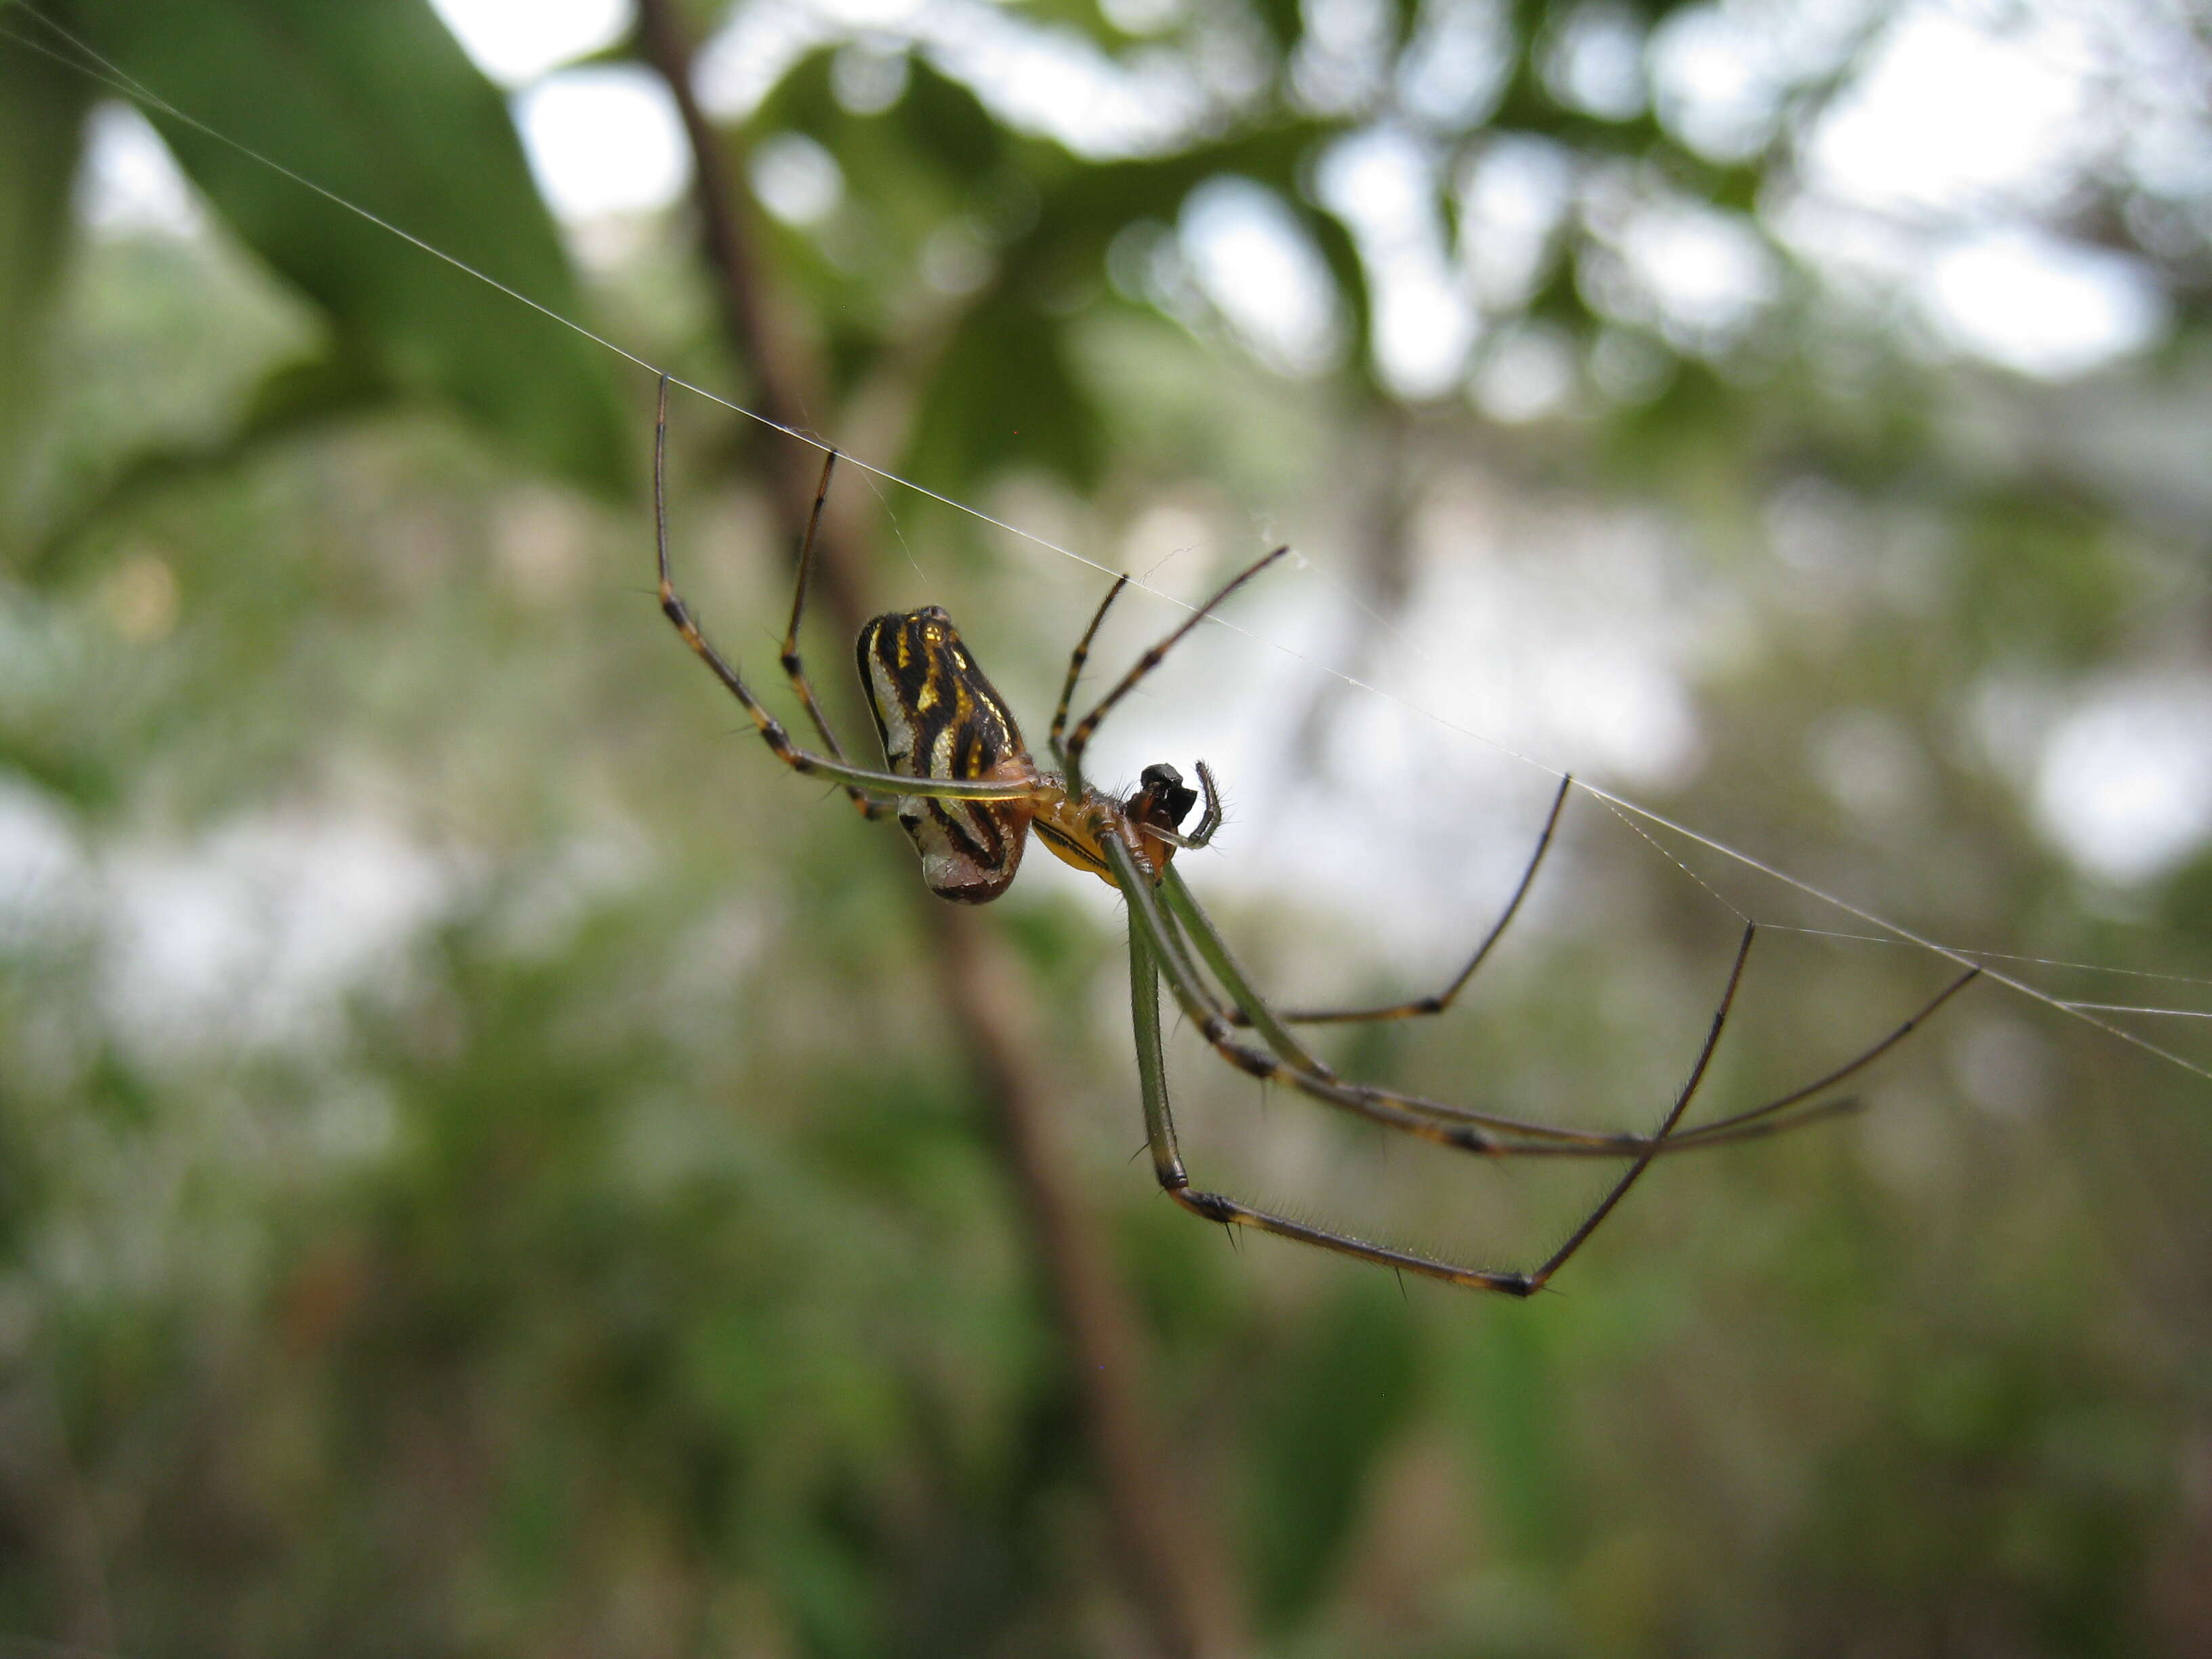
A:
[[1054, 548, 1290, 801], [1230, 773, 1574, 1028]]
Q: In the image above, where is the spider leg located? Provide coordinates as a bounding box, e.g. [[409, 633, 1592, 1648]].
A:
[[1153, 860, 1654, 1153], [1120, 837, 1653, 1162], [1162, 862, 1979, 1156], [1124, 870, 1755, 1293], [1048, 573, 1130, 764], [1061, 547, 1291, 799], [777, 447, 888, 821], [653, 377, 1038, 806], [1184, 760, 1223, 849], [1229, 774, 1572, 1027], [1656, 965, 1982, 1147], [1127, 915, 1531, 1292]]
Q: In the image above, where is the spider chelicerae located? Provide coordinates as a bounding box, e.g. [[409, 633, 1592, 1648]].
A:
[[651, 377, 1980, 1294]]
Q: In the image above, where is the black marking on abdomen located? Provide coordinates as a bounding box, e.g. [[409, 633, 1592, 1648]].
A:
[[926, 796, 998, 865]]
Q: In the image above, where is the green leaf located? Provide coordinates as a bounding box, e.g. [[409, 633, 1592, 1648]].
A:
[[1241, 1279, 1418, 1630], [900, 287, 1105, 495], [0, 26, 93, 518], [28, 346, 394, 579], [52, 0, 631, 501]]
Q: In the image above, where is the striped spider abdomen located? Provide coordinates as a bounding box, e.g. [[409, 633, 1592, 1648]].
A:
[[857, 606, 1041, 903]]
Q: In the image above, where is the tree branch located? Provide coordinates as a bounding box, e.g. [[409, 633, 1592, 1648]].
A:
[[632, 6, 1244, 1653]]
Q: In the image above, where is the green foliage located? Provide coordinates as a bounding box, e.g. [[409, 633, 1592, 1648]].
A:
[[20, 0, 629, 511], [0, 23, 90, 500], [1242, 1279, 1420, 1629]]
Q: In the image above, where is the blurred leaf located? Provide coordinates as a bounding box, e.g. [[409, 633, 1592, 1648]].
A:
[[1247, 0, 1305, 54], [52, 0, 631, 501], [30, 346, 392, 578], [0, 26, 91, 516], [1242, 1279, 1418, 1629], [1450, 1311, 1581, 1563], [901, 289, 1106, 493]]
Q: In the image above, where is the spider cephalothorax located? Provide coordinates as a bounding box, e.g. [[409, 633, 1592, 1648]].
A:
[[651, 375, 1980, 1293], [1126, 762, 1200, 843]]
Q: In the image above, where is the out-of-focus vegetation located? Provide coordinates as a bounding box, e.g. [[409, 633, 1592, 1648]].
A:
[[3, 0, 2210, 1654]]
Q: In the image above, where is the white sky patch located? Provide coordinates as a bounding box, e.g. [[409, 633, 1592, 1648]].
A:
[[0, 778, 88, 943], [1650, 1, 1786, 163], [750, 131, 845, 226], [1469, 321, 1576, 423], [1292, 0, 1396, 115], [428, 0, 632, 86], [697, 0, 842, 115], [1318, 127, 1476, 397], [514, 68, 691, 220], [1923, 228, 2169, 381], [916, 2, 1211, 157], [77, 104, 203, 236], [699, 0, 1214, 157], [1180, 177, 1342, 377], [95, 813, 464, 1057], [832, 39, 912, 113], [1457, 136, 1572, 312], [1103, 0, 1187, 34], [1807, 7, 2091, 219], [1781, 1, 2176, 377], [1339, 486, 1710, 795], [1605, 194, 1778, 348], [1543, 1, 1647, 121], [1397, 0, 1511, 130], [2034, 676, 2212, 886], [1147, 486, 1713, 947]]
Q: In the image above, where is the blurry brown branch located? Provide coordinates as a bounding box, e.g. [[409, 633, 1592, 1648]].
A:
[[632, 4, 1244, 1654]]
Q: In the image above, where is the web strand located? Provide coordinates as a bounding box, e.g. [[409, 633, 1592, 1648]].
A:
[[7, 0, 2208, 1084]]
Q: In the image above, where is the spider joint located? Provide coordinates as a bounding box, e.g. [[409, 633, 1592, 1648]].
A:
[[1176, 1189, 1237, 1225], [1226, 1046, 1277, 1081]]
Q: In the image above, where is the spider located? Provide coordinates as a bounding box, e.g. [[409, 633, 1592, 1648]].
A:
[[651, 376, 1980, 1294]]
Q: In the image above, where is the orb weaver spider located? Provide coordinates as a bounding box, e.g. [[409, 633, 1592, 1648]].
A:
[[652, 377, 1980, 1294]]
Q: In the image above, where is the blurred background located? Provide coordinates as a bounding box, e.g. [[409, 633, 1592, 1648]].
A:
[[2, 0, 2210, 1653]]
